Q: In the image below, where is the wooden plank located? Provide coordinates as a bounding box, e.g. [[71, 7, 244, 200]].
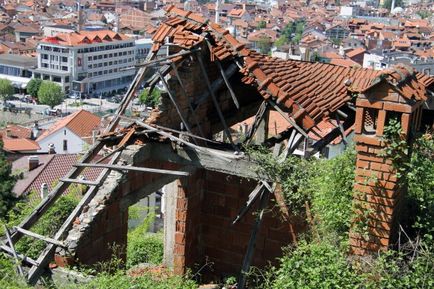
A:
[[195, 52, 237, 149], [268, 100, 310, 139], [0, 244, 39, 267], [13, 227, 66, 248], [232, 184, 265, 225], [4, 225, 24, 277], [157, 70, 197, 145], [238, 189, 270, 289], [244, 101, 268, 145], [60, 178, 100, 186], [170, 62, 206, 139], [216, 59, 239, 109], [74, 163, 190, 176], [134, 49, 199, 68], [120, 116, 232, 162]]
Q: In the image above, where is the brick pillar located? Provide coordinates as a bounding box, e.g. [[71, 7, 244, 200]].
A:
[[173, 169, 204, 274], [349, 93, 422, 255]]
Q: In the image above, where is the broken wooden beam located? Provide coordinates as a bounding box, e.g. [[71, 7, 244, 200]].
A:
[[4, 225, 24, 277], [157, 70, 197, 145], [195, 52, 237, 149], [216, 59, 239, 109], [0, 244, 39, 267], [238, 189, 270, 289], [60, 178, 100, 186], [74, 163, 190, 176], [13, 227, 66, 248], [268, 100, 310, 139], [170, 62, 206, 139]]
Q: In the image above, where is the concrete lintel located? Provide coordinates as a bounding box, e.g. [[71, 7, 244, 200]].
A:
[[145, 142, 269, 181]]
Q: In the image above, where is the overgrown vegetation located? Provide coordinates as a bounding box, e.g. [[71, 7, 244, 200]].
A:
[[247, 121, 434, 289], [139, 88, 161, 107], [0, 142, 17, 219], [127, 205, 163, 268]]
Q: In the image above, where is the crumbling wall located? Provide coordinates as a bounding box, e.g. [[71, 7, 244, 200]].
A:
[[168, 170, 306, 279]]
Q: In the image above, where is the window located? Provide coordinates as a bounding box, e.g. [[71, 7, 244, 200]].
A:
[[64, 130, 66, 135], [63, 140, 68, 151], [88, 57, 92, 61]]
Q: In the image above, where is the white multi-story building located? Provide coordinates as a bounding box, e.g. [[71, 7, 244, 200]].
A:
[[32, 30, 136, 97]]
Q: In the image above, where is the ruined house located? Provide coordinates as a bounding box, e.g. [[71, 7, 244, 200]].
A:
[[1, 6, 433, 286]]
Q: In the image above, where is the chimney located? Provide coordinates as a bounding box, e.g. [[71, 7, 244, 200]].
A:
[[48, 143, 56, 154], [40, 183, 48, 199], [32, 121, 40, 139], [5, 129, 11, 138], [28, 155, 39, 171]]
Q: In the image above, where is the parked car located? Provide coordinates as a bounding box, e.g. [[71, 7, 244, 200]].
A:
[[2, 102, 16, 111], [44, 108, 62, 116], [108, 96, 122, 103]]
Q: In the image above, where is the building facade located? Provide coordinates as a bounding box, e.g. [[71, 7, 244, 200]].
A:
[[32, 30, 136, 97]]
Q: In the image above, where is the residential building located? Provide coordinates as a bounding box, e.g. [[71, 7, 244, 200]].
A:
[[32, 30, 136, 96], [36, 109, 101, 154]]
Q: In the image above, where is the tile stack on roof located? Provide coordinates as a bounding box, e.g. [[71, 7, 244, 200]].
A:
[[37, 109, 101, 143], [151, 6, 434, 132]]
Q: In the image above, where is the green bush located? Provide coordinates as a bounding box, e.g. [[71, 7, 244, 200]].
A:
[[139, 88, 161, 107], [308, 147, 356, 237], [269, 241, 363, 289], [127, 206, 164, 268], [127, 232, 163, 268]]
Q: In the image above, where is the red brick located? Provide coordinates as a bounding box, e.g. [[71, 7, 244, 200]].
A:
[[175, 232, 185, 245], [383, 102, 412, 113], [357, 153, 385, 163], [356, 98, 384, 109], [355, 168, 382, 179], [355, 108, 364, 133], [354, 135, 383, 146], [356, 159, 370, 169], [401, 113, 411, 135], [174, 244, 186, 255], [376, 110, 387, 136], [176, 221, 186, 233], [367, 219, 392, 231], [355, 144, 369, 152]]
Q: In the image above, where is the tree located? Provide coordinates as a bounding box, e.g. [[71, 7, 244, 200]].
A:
[[0, 79, 14, 103], [139, 88, 161, 107], [37, 81, 64, 108], [0, 142, 17, 219], [257, 20, 266, 29], [257, 36, 272, 54], [26, 78, 42, 98], [383, 0, 403, 10]]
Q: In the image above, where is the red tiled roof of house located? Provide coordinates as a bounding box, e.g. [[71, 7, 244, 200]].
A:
[[346, 47, 366, 58], [40, 30, 130, 47], [12, 154, 103, 199], [329, 58, 360, 67], [2, 138, 40, 152], [37, 109, 101, 143], [151, 6, 434, 131], [0, 124, 32, 139]]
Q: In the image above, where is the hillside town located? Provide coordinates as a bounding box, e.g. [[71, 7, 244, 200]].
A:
[[0, 0, 433, 288]]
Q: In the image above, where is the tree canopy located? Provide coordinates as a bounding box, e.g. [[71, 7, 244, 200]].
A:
[[26, 78, 42, 98], [0, 79, 14, 103], [37, 81, 64, 108]]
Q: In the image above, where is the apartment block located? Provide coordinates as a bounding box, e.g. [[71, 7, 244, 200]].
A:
[[32, 30, 136, 97]]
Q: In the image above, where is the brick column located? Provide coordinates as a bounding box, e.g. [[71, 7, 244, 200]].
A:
[[349, 92, 422, 255], [173, 169, 204, 274]]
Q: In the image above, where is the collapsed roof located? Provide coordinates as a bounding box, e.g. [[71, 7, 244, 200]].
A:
[[150, 5, 433, 132]]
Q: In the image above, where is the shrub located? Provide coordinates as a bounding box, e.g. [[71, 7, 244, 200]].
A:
[[127, 206, 164, 268]]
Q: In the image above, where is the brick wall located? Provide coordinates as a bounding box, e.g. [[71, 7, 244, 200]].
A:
[[174, 170, 306, 279]]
